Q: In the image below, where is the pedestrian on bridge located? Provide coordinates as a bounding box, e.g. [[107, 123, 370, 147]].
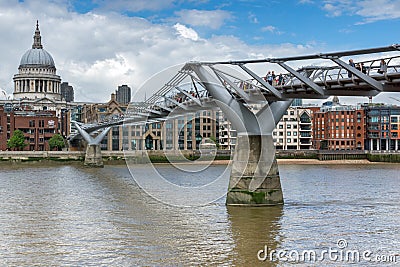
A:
[[348, 59, 356, 78], [378, 59, 387, 74]]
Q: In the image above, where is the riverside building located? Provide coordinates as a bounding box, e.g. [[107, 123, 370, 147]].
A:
[[0, 106, 58, 151], [312, 97, 365, 150]]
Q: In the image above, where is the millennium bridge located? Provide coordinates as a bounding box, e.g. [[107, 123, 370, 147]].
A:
[[69, 44, 400, 206]]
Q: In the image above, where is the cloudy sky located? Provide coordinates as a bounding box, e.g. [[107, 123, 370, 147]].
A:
[[0, 0, 399, 104]]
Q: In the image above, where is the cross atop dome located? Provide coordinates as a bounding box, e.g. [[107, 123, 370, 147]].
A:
[[32, 20, 43, 49]]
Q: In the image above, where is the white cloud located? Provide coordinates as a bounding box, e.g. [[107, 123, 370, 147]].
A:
[[261, 25, 284, 35], [262, 25, 276, 32], [173, 9, 232, 29], [173, 23, 199, 41], [321, 0, 400, 22], [248, 12, 258, 24], [356, 0, 400, 23], [0, 0, 320, 103]]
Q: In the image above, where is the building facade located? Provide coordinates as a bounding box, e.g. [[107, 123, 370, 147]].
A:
[[312, 100, 365, 150], [116, 85, 131, 104], [273, 106, 314, 150], [364, 104, 400, 151], [61, 82, 74, 102], [100, 110, 220, 151], [0, 106, 58, 151], [218, 112, 236, 151]]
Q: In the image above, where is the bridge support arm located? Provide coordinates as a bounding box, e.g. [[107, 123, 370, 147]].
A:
[[188, 63, 289, 206], [73, 122, 111, 167], [277, 62, 325, 95]]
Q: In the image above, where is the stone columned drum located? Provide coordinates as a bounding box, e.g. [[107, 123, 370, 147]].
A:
[[13, 21, 61, 101]]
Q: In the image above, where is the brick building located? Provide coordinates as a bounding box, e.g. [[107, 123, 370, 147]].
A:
[[0, 106, 59, 151], [312, 98, 365, 150]]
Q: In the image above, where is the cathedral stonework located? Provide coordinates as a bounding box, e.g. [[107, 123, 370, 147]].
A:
[[13, 21, 61, 101]]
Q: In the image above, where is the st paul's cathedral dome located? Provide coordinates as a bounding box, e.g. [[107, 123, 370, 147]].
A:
[[13, 21, 61, 101]]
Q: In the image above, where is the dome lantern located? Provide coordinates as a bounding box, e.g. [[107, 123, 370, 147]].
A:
[[32, 20, 43, 49]]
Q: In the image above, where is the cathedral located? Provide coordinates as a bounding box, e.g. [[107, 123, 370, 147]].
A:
[[13, 21, 62, 101]]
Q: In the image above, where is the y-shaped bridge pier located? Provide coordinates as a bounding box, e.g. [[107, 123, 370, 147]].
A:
[[69, 45, 400, 205]]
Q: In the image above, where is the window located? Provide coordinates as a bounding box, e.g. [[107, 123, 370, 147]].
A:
[[287, 138, 291, 143], [287, 124, 291, 129], [279, 125, 283, 129]]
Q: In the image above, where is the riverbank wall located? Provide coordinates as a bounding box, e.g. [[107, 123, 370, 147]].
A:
[[0, 150, 399, 163]]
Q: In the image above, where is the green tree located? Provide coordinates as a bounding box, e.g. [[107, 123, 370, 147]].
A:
[[7, 129, 27, 151], [49, 134, 66, 151]]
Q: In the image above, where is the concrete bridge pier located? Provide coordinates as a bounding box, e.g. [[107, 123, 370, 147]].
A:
[[189, 63, 291, 206], [73, 122, 111, 168], [227, 134, 283, 205], [84, 144, 104, 167]]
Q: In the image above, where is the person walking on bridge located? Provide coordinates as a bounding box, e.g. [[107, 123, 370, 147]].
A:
[[348, 59, 356, 78], [378, 59, 387, 74]]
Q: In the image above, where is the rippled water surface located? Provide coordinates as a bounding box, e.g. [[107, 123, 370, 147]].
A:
[[0, 163, 399, 266]]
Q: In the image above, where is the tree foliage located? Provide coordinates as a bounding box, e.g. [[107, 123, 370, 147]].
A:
[[49, 134, 66, 151], [7, 129, 27, 151]]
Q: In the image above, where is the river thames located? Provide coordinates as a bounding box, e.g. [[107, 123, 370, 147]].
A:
[[0, 163, 399, 266]]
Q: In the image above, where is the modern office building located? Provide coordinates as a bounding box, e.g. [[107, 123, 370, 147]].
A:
[[108, 110, 219, 151], [61, 82, 74, 102], [363, 104, 400, 151], [273, 106, 314, 150], [116, 85, 131, 104], [218, 112, 236, 151], [291, 99, 303, 107]]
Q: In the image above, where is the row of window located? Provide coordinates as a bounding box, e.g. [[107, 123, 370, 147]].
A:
[[274, 138, 298, 143], [278, 124, 298, 129], [273, 131, 298, 136]]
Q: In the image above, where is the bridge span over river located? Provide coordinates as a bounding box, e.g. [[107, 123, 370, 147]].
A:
[[70, 44, 400, 206]]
